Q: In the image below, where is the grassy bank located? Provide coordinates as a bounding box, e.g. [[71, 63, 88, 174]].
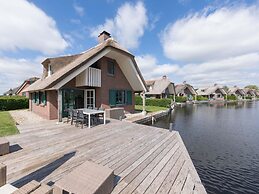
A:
[[135, 105, 168, 113], [0, 111, 19, 136]]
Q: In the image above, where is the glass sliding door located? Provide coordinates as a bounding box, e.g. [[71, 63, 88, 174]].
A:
[[62, 89, 84, 117]]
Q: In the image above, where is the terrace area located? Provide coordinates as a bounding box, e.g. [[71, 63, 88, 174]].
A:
[[1, 110, 206, 193]]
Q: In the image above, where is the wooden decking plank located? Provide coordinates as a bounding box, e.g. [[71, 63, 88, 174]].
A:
[[31, 124, 154, 184], [4, 122, 126, 165], [42, 129, 162, 184], [180, 173, 195, 194], [144, 148, 183, 194], [169, 161, 189, 194], [7, 124, 132, 181], [102, 131, 169, 168], [131, 143, 180, 194], [112, 136, 178, 194], [156, 153, 186, 194], [8, 126, 132, 181], [112, 133, 175, 175]]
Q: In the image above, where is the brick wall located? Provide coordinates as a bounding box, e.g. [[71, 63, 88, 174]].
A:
[[29, 91, 58, 120], [95, 57, 135, 113]]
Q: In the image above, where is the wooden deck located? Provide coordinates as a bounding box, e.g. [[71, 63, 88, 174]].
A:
[[1, 119, 206, 193]]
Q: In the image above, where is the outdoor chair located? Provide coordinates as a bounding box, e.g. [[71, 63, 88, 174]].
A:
[[71, 109, 77, 125], [76, 110, 87, 129], [66, 108, 73, 123]]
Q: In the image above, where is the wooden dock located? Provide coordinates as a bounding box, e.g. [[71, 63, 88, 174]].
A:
[[1, 119, 206, 193]]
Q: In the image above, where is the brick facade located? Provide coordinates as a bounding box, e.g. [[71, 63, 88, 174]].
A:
[[29, 90, 58, 120]]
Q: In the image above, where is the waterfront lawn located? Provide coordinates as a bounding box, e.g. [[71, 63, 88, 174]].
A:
[[135, 105, 168, 113], [0, 111, 19, 137]]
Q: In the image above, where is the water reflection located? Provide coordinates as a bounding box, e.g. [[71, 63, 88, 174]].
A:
[[152, 101, 259, 194]]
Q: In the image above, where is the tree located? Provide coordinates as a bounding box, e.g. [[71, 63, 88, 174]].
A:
[[223, 86, 229, 92], [245, 85, 259, 91]]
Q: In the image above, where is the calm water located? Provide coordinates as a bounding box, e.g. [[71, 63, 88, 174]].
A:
[[152, 101, 259, 194]]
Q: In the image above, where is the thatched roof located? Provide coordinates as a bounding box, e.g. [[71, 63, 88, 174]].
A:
[[197, 84, 227, 96], [243, 88, 256, 96], [26, 38, 147, 92], [3, 87, 19, 95], [15, 77, 39, 94], [145, 76, 175, 95], [175, 83, 197, 95], [228, 86, 245, 96]]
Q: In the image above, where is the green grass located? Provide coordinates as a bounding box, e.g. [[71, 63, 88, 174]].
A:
[[135, 105, 168, 113], [0, 111, 19, 137]]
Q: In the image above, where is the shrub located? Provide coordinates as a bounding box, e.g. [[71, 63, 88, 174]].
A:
[[245, 96, 252, 100], [175, 96, 187, 103], [135, 96, 171, 107], [135, 95, 142, 105], [196, 95, 208, 101], [225, 95, 237, 101], [0, 96, 29, 111]]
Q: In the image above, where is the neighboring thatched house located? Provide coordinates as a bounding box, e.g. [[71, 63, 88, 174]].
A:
[[254, 90, 259, 97], [3, 87, 19, 96], [175, 81, 197, 101], [197, 84, 227, 100], [243, 88, 256, 99], [227, 86, 245, 100], [15, 77, 39, 97], [145, 76, 175, 99]]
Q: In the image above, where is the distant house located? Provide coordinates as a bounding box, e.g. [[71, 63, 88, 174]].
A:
[[26, 31, 147, 121], [197, 84, 227, 100], [175, 81, 197, 101], [3, 87, 19, 96], [254, 90, 259, 97], [3, 77, 39, 97], [243, 88, 256, 99], [227, 86, 245, 100], [15, 77, 39, 97], [145, 76, 175, 99]]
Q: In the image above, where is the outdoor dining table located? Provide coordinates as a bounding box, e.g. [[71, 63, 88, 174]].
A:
[[80, 108, 106, 128]]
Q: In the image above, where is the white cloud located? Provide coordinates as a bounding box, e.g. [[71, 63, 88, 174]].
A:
[[0, 0, 68, 55], [0, 57, 42, 94], [135, 54, 179, 80], [73, 3, 84, 17], [161, 5, 259, 63], [90, 1, 148, 49], [158, 5, 259, 87], [136, 53, 259, 87]]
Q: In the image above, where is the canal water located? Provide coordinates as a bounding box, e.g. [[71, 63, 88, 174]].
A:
[[152, 101, 259, 194]]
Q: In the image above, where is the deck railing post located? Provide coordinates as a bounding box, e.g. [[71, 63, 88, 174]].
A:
[[142, 92, 146, 116]]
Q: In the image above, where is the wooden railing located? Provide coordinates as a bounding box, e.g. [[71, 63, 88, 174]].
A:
[[76, 67, 101, 87]]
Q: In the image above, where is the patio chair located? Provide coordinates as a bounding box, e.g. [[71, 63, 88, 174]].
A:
[[66, 108, 73, 123], [71, 109, 77, 125], [76, 110, 87, 129]]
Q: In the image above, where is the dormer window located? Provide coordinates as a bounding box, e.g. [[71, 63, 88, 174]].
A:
[[48, 64, 52, 77]]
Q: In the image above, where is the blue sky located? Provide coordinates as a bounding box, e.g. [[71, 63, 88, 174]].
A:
[[1, 0, 259, 94]]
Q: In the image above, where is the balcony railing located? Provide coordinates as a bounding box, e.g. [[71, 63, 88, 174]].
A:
[[76, 67, 101, 87]]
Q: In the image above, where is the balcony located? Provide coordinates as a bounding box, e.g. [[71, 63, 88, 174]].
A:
[[76, 67, 101, 87]]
